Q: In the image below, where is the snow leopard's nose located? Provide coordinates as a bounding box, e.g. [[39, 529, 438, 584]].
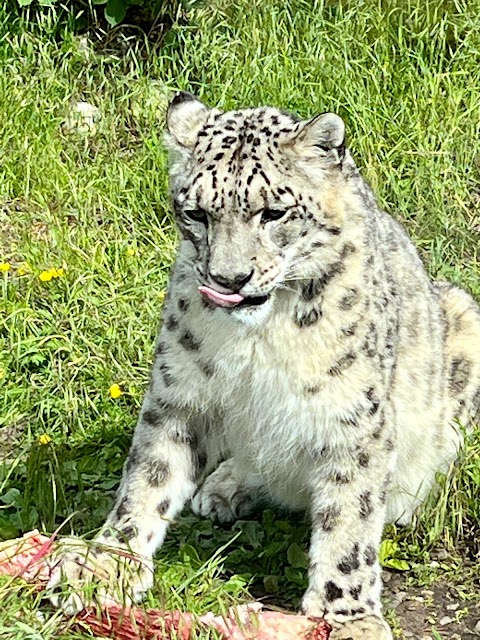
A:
[[208, 269, 254, 293]]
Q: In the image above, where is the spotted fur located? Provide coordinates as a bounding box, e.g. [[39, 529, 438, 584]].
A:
[[48, 93, 480, 639]]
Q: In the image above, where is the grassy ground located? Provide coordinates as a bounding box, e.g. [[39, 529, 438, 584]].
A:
[[0, 0, 479, 638]]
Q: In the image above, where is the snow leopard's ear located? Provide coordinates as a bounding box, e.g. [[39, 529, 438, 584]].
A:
[[286, 113, 345, 160], [165, 92, 211, 150]]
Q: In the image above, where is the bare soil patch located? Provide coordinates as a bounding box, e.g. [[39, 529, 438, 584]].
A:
[[383, 553, 479, 639]]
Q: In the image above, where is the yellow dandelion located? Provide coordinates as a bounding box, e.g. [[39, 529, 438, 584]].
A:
[[38, 434, 52, 445], [39, 267, 65, 282], [39, 270, 53, 282], [109, 383, 123, 399], [0, 262, 11, 272], [126, 246, 136, 256]]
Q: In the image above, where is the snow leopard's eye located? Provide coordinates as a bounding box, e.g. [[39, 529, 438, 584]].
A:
[[260, 209, 288, 224], [184, 209, 208, 224]]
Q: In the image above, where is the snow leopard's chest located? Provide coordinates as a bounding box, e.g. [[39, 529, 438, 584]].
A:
[[193, 307, 370, 493]]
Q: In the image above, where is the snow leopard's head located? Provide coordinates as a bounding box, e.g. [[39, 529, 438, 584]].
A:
[[165, 91, 353, 326]]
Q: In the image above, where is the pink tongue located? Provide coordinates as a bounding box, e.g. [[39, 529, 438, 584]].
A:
[[198, 285, 244, 308]]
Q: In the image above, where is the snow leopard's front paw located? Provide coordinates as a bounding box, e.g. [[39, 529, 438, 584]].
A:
[[329, 616, 393, 640], [191, 459, 257, 524], [46, 537, 153, 615]]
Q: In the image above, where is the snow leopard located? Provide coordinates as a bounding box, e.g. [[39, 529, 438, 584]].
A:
[[47, 92, 480, 639]]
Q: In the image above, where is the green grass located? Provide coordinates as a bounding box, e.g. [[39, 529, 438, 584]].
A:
[[0, 0, 479, 637]]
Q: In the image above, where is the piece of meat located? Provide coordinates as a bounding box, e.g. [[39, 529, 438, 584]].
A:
[[78, 603, 332, 640], [0, 530, 331, 640], [77, 607, 193, 640], [0, 529, 54, 581]]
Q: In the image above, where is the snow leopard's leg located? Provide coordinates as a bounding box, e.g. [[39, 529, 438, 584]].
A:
[[47, 391, 205, 614], [191, 458, 266, 523], [301, 412, 395, 639]]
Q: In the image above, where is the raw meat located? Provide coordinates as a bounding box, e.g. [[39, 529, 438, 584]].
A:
[[0, 531, 331, 639]]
